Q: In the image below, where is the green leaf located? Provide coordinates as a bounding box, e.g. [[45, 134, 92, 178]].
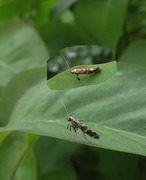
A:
[[0, 21, 49, 126], [39, 167, 77, 180], [74, 0, 128, 50], [35, 0, 59, 25], [47, 61, 117, 90], [13, 149, 37, 180], [119, 40, 146, 67], [0, 131, 11, 145], [38, 22, 91, 55], [0, 132, 38, 180], [0, 0, 36, 20], [34, 137, 78, 174], [0, 63, 146, 156], [50, 0, 77, 20], [0, 21, 49, 88], [98, 149, 140, 180], [0, 67, 46, 126], [0, 132, 28, 180]]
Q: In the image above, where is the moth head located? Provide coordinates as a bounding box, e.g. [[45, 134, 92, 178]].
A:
[[67, 116, 72, 122], [97, 67, 102, 72]]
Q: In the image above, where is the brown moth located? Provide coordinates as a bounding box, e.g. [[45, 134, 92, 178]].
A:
[[61, 101, 100, 142], [63, 55, 102, 81]]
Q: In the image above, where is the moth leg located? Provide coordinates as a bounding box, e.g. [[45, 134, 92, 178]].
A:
[[64, 124, 72, 137], [67, 124, 73, 135], [76, 74, 80, 81], [82, 131, 91, 143], [67, 124, 70, 129], [74, 131, 78, 143], [73, 127, 78, 133], [63, 125, 69, 137], [67, 124, 72, 130], [72, 127, 78, 143]]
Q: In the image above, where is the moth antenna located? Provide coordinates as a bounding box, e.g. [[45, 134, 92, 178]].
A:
[[62, 55, 71, 70], [60, 99, 69, 117]]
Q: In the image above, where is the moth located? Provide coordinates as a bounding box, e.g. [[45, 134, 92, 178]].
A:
[[63, 55, 102, 81], [61, 101, 100, 142]]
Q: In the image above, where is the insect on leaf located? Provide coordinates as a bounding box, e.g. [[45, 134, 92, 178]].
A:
[[47, 61, 117, 90]]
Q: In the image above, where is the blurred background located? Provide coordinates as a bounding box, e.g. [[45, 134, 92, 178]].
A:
[[0, 0, 146, 179]]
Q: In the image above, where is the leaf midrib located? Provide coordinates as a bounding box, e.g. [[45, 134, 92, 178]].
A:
[[1, 119, 146, 140]]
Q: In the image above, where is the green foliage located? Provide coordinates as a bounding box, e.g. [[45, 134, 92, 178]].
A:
[[0, 21, 48, 126], [0, 0, 146, 179], [0, 0, 36, 20], [0, 21, 48, 88], [50, 0, 77, 20], [0, 132, 38, 180], [74, 0, 129, 50], [98, 149, 140, 180], [119, 40, 146, 67], [13, 149, 37, 180], [34, 137, 78, 174]]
